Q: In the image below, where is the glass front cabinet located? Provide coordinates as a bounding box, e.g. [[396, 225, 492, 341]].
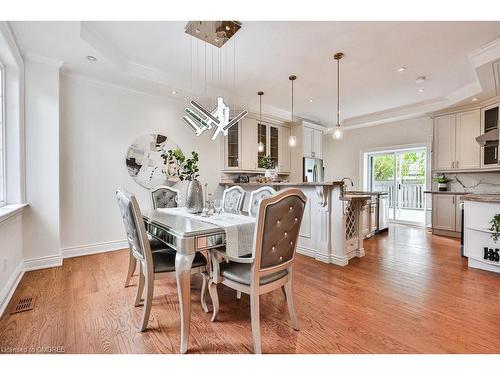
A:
[[222, 117, 291, 173], [481, 102, 500, 168]]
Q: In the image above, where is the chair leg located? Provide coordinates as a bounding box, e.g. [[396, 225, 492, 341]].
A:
[[125, 252, 136, 287], [134, 266, 145, 307], [140, 270, 154, 332], [208, 280, 219, 322], [200, 272, 209, 313], [250, 291, 262, 354], [236, 290, 242, 300], [284, 276, 299, 331]]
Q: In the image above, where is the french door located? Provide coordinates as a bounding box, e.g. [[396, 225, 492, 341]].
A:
[[368, 148, 426, 224]]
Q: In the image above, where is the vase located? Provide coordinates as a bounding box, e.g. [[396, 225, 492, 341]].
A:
[[438, 182, 448, 191], [186, 180, 204, 213], [265, 169, 271, 178]]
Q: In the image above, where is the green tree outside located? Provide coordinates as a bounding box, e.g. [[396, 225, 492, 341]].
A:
[[373, 152, 425, 181]]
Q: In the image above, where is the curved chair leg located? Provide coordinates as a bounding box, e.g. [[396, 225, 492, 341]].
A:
[[200, 272, 209, 313], [284, 274, 299, 331], [250, 290, 262, 354], [125, 252, 137, 287], [140, 271, 154, 332], [236, 290, 242, 300], [134, 266, 145, 307], [208, 280, 219, 322]]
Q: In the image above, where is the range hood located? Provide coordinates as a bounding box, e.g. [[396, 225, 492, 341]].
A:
[[476, 129, 499, 146]]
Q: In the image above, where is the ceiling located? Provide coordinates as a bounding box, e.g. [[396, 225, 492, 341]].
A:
[[10, 21, 500, 127]]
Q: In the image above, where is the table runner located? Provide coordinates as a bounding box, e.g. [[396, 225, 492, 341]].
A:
[[159, 207, 256, 257]]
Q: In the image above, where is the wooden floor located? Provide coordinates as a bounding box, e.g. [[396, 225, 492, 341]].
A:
[[1, 225, 499, 354]]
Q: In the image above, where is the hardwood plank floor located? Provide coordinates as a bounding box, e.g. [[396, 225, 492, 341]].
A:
[[1, 225, 499, 354]]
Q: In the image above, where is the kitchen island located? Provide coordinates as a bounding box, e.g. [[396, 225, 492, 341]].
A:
[[462, 194, 500, 274], [219, 181, 371, 266]]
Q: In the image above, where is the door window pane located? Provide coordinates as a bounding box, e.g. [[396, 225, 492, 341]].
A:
[[270, 126, 279, 167], [227, 123, 239, 167], [257, 123, 267, 168]]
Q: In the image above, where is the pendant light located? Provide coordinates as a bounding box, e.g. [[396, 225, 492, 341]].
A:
[[257, 91, 265, 152], [333, 52, 344, 140], [288, 75, 297, 147]]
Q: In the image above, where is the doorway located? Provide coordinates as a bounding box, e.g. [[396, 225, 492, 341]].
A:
[[366, 147, 427, 225]]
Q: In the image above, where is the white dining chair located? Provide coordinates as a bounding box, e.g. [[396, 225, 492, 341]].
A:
[[222, 185, 246, 212], [208, 188, 307, 353], [247, 186, 276, 216]]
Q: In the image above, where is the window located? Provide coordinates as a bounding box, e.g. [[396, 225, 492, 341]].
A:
[[0, 63, 5, 207]]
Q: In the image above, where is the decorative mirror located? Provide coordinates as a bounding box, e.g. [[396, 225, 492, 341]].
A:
[[125, 133, 179, 189]]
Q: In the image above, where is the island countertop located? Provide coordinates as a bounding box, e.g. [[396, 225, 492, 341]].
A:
[[219, 181, 344, 187], [461, 194, 500, 203]]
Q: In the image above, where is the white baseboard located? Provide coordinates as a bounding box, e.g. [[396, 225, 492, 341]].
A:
[[61, 239, 128, 259], [0, 261, 25, 318], [24, 254, 63, 272]]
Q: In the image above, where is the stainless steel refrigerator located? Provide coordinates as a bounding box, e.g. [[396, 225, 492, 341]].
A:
[[303, 157, 324, 182]]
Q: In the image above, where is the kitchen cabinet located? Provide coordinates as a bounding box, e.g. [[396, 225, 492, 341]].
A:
[[432, 194, 458, 232], [480, 102, 499, 168], [303, 124, 323, 159], [433, 114, 455, 170], [456, 110, 481, 169], [370, 202, 378, 233], [222, 116, 291, 173]]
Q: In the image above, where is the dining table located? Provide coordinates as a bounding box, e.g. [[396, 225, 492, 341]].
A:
[[141, 207, 256, 353]]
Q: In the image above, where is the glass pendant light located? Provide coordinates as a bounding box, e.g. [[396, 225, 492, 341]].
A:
[[333, 52, 344, 140], [257, 91, 265, 152], [288, 75, 297, 147]]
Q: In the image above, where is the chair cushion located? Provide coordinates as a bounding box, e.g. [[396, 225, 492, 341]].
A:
[[148, 234, 175, 253], [153, 251, 207, 274], [220, 261, 287, 286]]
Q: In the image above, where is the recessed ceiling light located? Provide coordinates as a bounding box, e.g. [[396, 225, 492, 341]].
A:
[[472, 97, 478, 102], [309, 99, 313, 103], [397, 66, 406, 72], [418, 88, 425, 93], [416, 76, 426, 84], [86, 55, 97, 62], [171, 90, 178, 95]]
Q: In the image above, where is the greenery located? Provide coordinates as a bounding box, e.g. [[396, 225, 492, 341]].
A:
[[490, 214, 500, 242], [261, 155, 274, 170], [433, 175, 451, 184], [165, 148, 200, 181], [372, 152, 425, 181]]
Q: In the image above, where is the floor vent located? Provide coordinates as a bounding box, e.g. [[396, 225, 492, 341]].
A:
[[11, 296, 34, 314]]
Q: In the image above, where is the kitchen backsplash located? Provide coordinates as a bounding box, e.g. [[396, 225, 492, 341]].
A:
[[436, 172, 500, 193]]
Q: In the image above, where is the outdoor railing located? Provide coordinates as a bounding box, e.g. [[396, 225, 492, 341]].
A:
[[373, 180, 425, 210]]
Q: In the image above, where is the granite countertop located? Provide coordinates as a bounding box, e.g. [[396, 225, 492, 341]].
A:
[[339, 194, 373, 202], [461, 194, 500, 203], [219, 181, 344, 187], [424, 190, 470, 195], [345, 190, 388, 196]]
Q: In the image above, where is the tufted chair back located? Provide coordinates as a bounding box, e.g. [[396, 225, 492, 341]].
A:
[[116, 189, 151, 262], [248, 186, 277, 217], [222, 186, 246, 212], [253, 188, 307, 271], [151, 186, 179, 209]]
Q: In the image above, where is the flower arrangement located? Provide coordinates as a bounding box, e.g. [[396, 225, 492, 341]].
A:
[[165, 148, 200, 181], [261, 155, 274, 170]]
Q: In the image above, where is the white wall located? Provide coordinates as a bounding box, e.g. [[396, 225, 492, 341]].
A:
[[22, 59, 61, 263], [323, 117, 433, 187], [59, 74, 222, 252]]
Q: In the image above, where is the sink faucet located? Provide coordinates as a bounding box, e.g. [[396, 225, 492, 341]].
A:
[[341, 177, 354, 196]]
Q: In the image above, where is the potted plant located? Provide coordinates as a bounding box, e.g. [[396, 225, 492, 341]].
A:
[[490, 214, 500, 242], [168, 148, 203, 213], [261, 155, 274, 178], [433, 175, 451, 191]]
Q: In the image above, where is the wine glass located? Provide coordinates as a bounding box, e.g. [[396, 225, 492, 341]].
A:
[[213, 199, 222, 214], [175, 195, 183, 207]]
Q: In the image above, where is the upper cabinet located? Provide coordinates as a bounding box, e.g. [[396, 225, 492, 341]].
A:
[[480, 102, 499, 168], [433, 109, 481, 171], [222, 116, 291, 173], [303, 123, 323, 159]]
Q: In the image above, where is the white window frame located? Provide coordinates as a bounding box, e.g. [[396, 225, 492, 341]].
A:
[[0, 62, 6, 208]]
